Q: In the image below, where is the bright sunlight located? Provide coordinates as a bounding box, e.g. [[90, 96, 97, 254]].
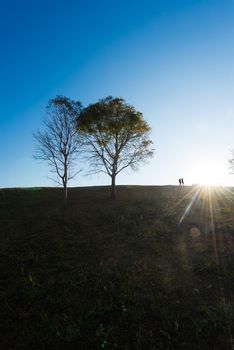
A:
[[189, 160, 224, 186]]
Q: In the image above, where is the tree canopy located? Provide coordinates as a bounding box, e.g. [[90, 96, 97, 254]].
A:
[[77, 96, 154, 197]]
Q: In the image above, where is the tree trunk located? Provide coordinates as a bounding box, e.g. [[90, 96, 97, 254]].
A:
[[64, 183, 68, 208], [110, 175, 116, 198], [64, 163, 68, 208]]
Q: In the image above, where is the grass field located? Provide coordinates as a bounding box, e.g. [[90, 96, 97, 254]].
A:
[[0, 185, 233, 349]]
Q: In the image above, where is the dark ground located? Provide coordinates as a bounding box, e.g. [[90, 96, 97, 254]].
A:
[[0, 185, 233, 349]]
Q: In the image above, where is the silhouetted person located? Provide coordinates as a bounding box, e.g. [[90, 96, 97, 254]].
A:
[[181, 178, 184, 186], [179, 178, 181, 186]]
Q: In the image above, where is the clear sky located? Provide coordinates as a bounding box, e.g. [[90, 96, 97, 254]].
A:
[[1, 0, 234, 188]]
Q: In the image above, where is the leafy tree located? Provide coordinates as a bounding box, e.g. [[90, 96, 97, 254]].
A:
[[77, 96, 154, 198], [34, 96, 82, 207]]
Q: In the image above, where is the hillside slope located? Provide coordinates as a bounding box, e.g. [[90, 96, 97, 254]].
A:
[[0, 186, 233, 349]]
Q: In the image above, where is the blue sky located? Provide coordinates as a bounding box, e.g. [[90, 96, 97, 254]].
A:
[[1, 0, 234, 187]]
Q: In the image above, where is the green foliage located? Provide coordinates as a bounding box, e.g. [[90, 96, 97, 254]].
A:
[[77, 97, 154, 196], [78, 96, 148, 134]]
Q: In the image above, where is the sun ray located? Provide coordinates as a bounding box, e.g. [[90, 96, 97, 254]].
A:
[[179, 187, 201, 224]]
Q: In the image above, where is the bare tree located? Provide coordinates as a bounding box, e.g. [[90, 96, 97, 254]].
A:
[[34, 96, 82, 207], [229, 149, 234, 174]]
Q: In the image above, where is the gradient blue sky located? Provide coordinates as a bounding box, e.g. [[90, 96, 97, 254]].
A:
[[1, 0, 234, 187]]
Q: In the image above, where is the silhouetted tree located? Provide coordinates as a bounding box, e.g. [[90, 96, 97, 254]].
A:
[[229, 150, 234, 174], [77, 96, 154, 198], [34, 96, 82, 207]]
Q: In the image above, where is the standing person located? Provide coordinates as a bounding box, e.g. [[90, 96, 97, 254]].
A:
[[179, 178, 181, 186], [181, 178, 184, 186]]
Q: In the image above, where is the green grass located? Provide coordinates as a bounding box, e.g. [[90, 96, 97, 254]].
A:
[[0, 185, 233, 349]]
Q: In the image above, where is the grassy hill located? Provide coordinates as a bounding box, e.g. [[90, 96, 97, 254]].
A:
[[0, 185, 233, 349]]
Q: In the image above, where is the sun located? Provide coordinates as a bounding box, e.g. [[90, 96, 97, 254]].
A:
[[189, 160, 223, 187], [199, 174, 219, 186]]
